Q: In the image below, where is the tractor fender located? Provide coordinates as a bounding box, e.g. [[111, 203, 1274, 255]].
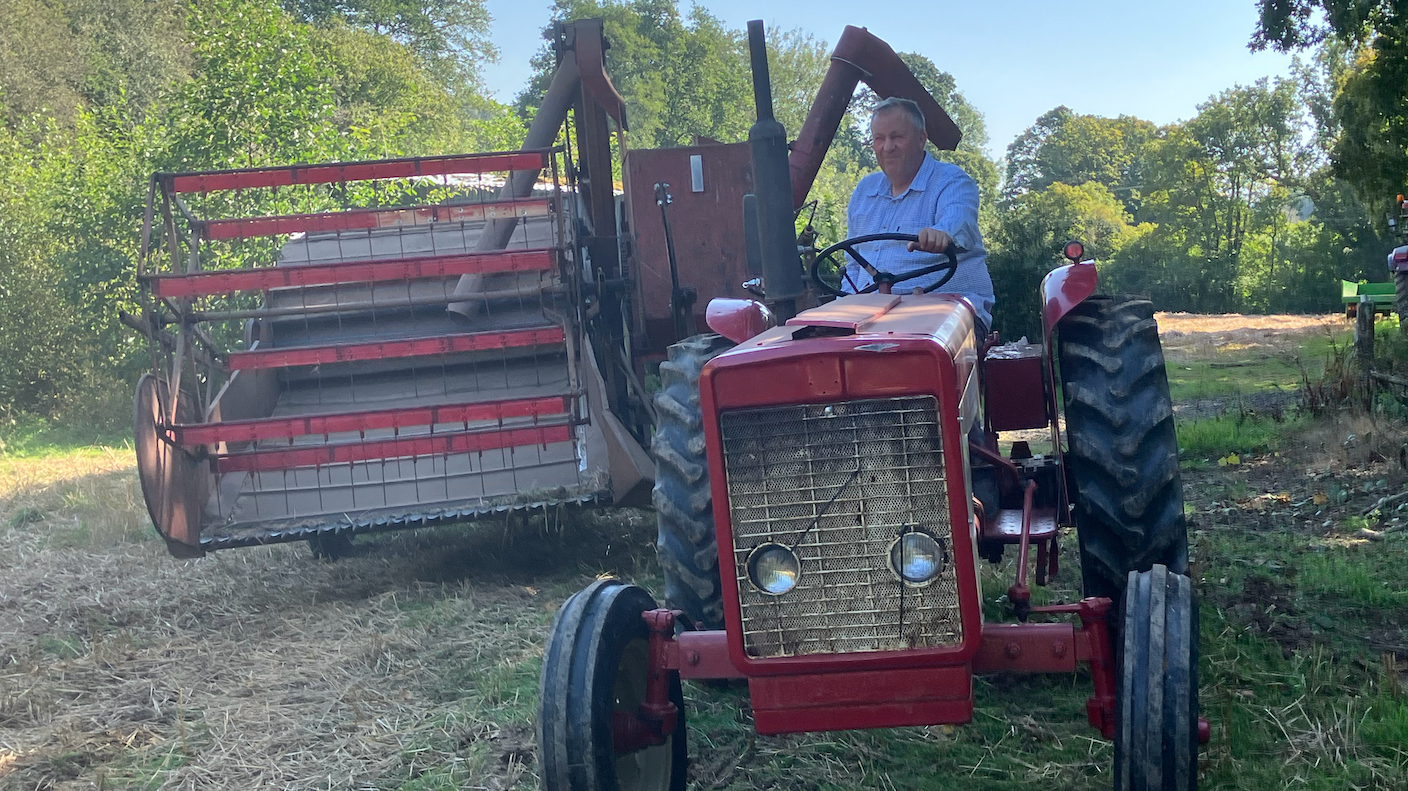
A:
[[1040, 260, 1100, 337], [1037, 260, 1098, 525], [705, 297, 776, 344]]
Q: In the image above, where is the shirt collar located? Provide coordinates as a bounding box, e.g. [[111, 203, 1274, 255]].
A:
[[872, 152, 935, 199]]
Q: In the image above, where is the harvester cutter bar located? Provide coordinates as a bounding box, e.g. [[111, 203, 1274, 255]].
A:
[[226, 325, 566, 370], [170, 393, 575, 446], [149, 248, 555, 298]]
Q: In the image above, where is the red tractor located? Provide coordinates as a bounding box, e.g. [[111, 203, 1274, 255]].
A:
[[538, 20, 1203, 791]]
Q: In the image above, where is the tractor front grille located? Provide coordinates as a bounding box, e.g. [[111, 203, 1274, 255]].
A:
[[719, 396, 963, 659]]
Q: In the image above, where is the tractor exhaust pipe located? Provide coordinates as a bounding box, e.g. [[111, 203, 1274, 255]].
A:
[[746, 20, 803, 319]]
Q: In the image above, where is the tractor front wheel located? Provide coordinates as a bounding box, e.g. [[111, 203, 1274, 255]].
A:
[[1058, 296, 1188, 601], [1116, 565, 1199, 791], [652, 334, 732, 629], [538, 579, 687, 791]]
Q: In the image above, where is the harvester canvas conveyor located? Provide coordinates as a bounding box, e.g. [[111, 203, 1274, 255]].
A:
[[131, 150, 644, 558]]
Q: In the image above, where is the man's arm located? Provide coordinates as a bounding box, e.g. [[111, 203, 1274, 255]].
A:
[[907, 168, 981, 254]]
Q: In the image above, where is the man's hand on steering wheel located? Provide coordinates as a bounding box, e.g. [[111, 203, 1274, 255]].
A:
[[907, 228, 954, 255]]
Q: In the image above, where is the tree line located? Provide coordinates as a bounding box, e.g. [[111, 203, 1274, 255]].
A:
[[0, 0, 1400, 421]]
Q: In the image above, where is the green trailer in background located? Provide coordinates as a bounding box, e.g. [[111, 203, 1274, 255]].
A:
[[1342, 280, 1397, 319]]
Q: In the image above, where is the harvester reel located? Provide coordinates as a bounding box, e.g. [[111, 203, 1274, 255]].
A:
[[1117, 564, 1198, 791], [811, 233, 960, 297], [539, 579, 687, 791]]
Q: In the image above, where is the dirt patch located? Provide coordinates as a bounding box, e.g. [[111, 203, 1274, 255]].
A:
[[1222, 573, 1312, 658], [1156, 311, 1342, 361]]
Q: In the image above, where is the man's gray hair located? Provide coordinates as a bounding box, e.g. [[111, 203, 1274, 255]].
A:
[[872, 97, 925, 134]]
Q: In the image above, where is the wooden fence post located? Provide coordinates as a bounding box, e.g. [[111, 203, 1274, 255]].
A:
[[1357, 296, 1376, 394]]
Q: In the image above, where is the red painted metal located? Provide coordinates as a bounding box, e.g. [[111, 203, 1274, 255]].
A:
[[203, 198, 551, 240], [166, 151, 548, 194], [150, 249, 555, 299], [668, 629, 743, 680], [748, 665, 973, 734], [640, 611, 680, 727], [1040, 260, 1100, 338], [700, 295, 984, 676], [226, 326, 565, 371], [980, 507, 1058, 542], [1033, 598, 1117, 738], [1039, 260, 1099, 526], [214, 423, 572, 473], [171, 395, 571, 446], [971, 623, 1078, 674], [625, 143, 758, 352], [1006, 480, 1038, 619], [783, 292, 900, 331], [705, 298, 776, 344], [983, 343, 1048, 432], [614, 609, 681, 755]]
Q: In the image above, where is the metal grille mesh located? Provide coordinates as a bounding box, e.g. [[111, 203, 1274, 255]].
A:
[[720, 396, 962, 659]]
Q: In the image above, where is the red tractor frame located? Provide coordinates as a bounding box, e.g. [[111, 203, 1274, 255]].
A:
[[539, 20, 1206, 791]]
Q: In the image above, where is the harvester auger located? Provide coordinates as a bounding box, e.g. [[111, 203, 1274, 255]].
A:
[[539, 20, 1206, 791]]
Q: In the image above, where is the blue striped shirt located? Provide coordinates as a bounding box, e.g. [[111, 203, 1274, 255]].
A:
[[844, 153, 994, 330]]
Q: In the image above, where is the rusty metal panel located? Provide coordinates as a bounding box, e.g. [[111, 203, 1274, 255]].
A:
[[625, 142, 754, 351], [984, 342, 1048, 432]]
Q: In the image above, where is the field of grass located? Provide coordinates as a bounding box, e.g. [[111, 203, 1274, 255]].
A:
[[2, 314, 1407, 790]]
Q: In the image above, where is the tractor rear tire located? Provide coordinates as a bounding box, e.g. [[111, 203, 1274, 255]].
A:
[[538, 579, 688, 791], [652, 334, 732, 630], [1116, 565, 1199, 791], [1058, 296, 1188, 601], [1396, 271, 1408, 333]]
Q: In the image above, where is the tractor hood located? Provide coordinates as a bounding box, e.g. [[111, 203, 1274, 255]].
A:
[[702, 292, 981, 423]]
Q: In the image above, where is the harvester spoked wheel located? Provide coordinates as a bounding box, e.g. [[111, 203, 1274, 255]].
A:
[[538, 579, 688, 791], [1396, 271, 1408, 333], [1058, 296, 1188, 602], [1116, 564, 1199, 791], [652, 333, 733, 630]]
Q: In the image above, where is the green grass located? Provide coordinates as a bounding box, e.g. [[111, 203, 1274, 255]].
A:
[[1166, 356, 1306, 404], [1177, 414, 1297, 460], [0, 413, 130, 457], [1190, 527, 1408, 788]]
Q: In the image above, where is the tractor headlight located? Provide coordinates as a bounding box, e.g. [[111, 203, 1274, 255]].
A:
[[747, 543, 800, 595], [889, 531, 946, 585]]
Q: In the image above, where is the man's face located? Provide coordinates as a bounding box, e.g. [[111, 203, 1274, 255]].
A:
[[871, 109, 926, 182]]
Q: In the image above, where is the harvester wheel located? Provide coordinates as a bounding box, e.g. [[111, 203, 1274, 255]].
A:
[[1116, 564, 1198, 791], [1058, 296, 1188, 601], [538, 579, 687, 791], [652, 334, 732, 630], [1396, 271, 1408, 333]]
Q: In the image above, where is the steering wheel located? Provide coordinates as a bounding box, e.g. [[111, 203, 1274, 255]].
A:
[[811, 233, 963, 298]]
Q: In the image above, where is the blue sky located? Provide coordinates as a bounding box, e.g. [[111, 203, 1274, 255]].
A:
[[482, 0, 1297, 157]]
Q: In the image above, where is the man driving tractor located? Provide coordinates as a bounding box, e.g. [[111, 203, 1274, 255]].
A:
[[844, 97, 995, 333]]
